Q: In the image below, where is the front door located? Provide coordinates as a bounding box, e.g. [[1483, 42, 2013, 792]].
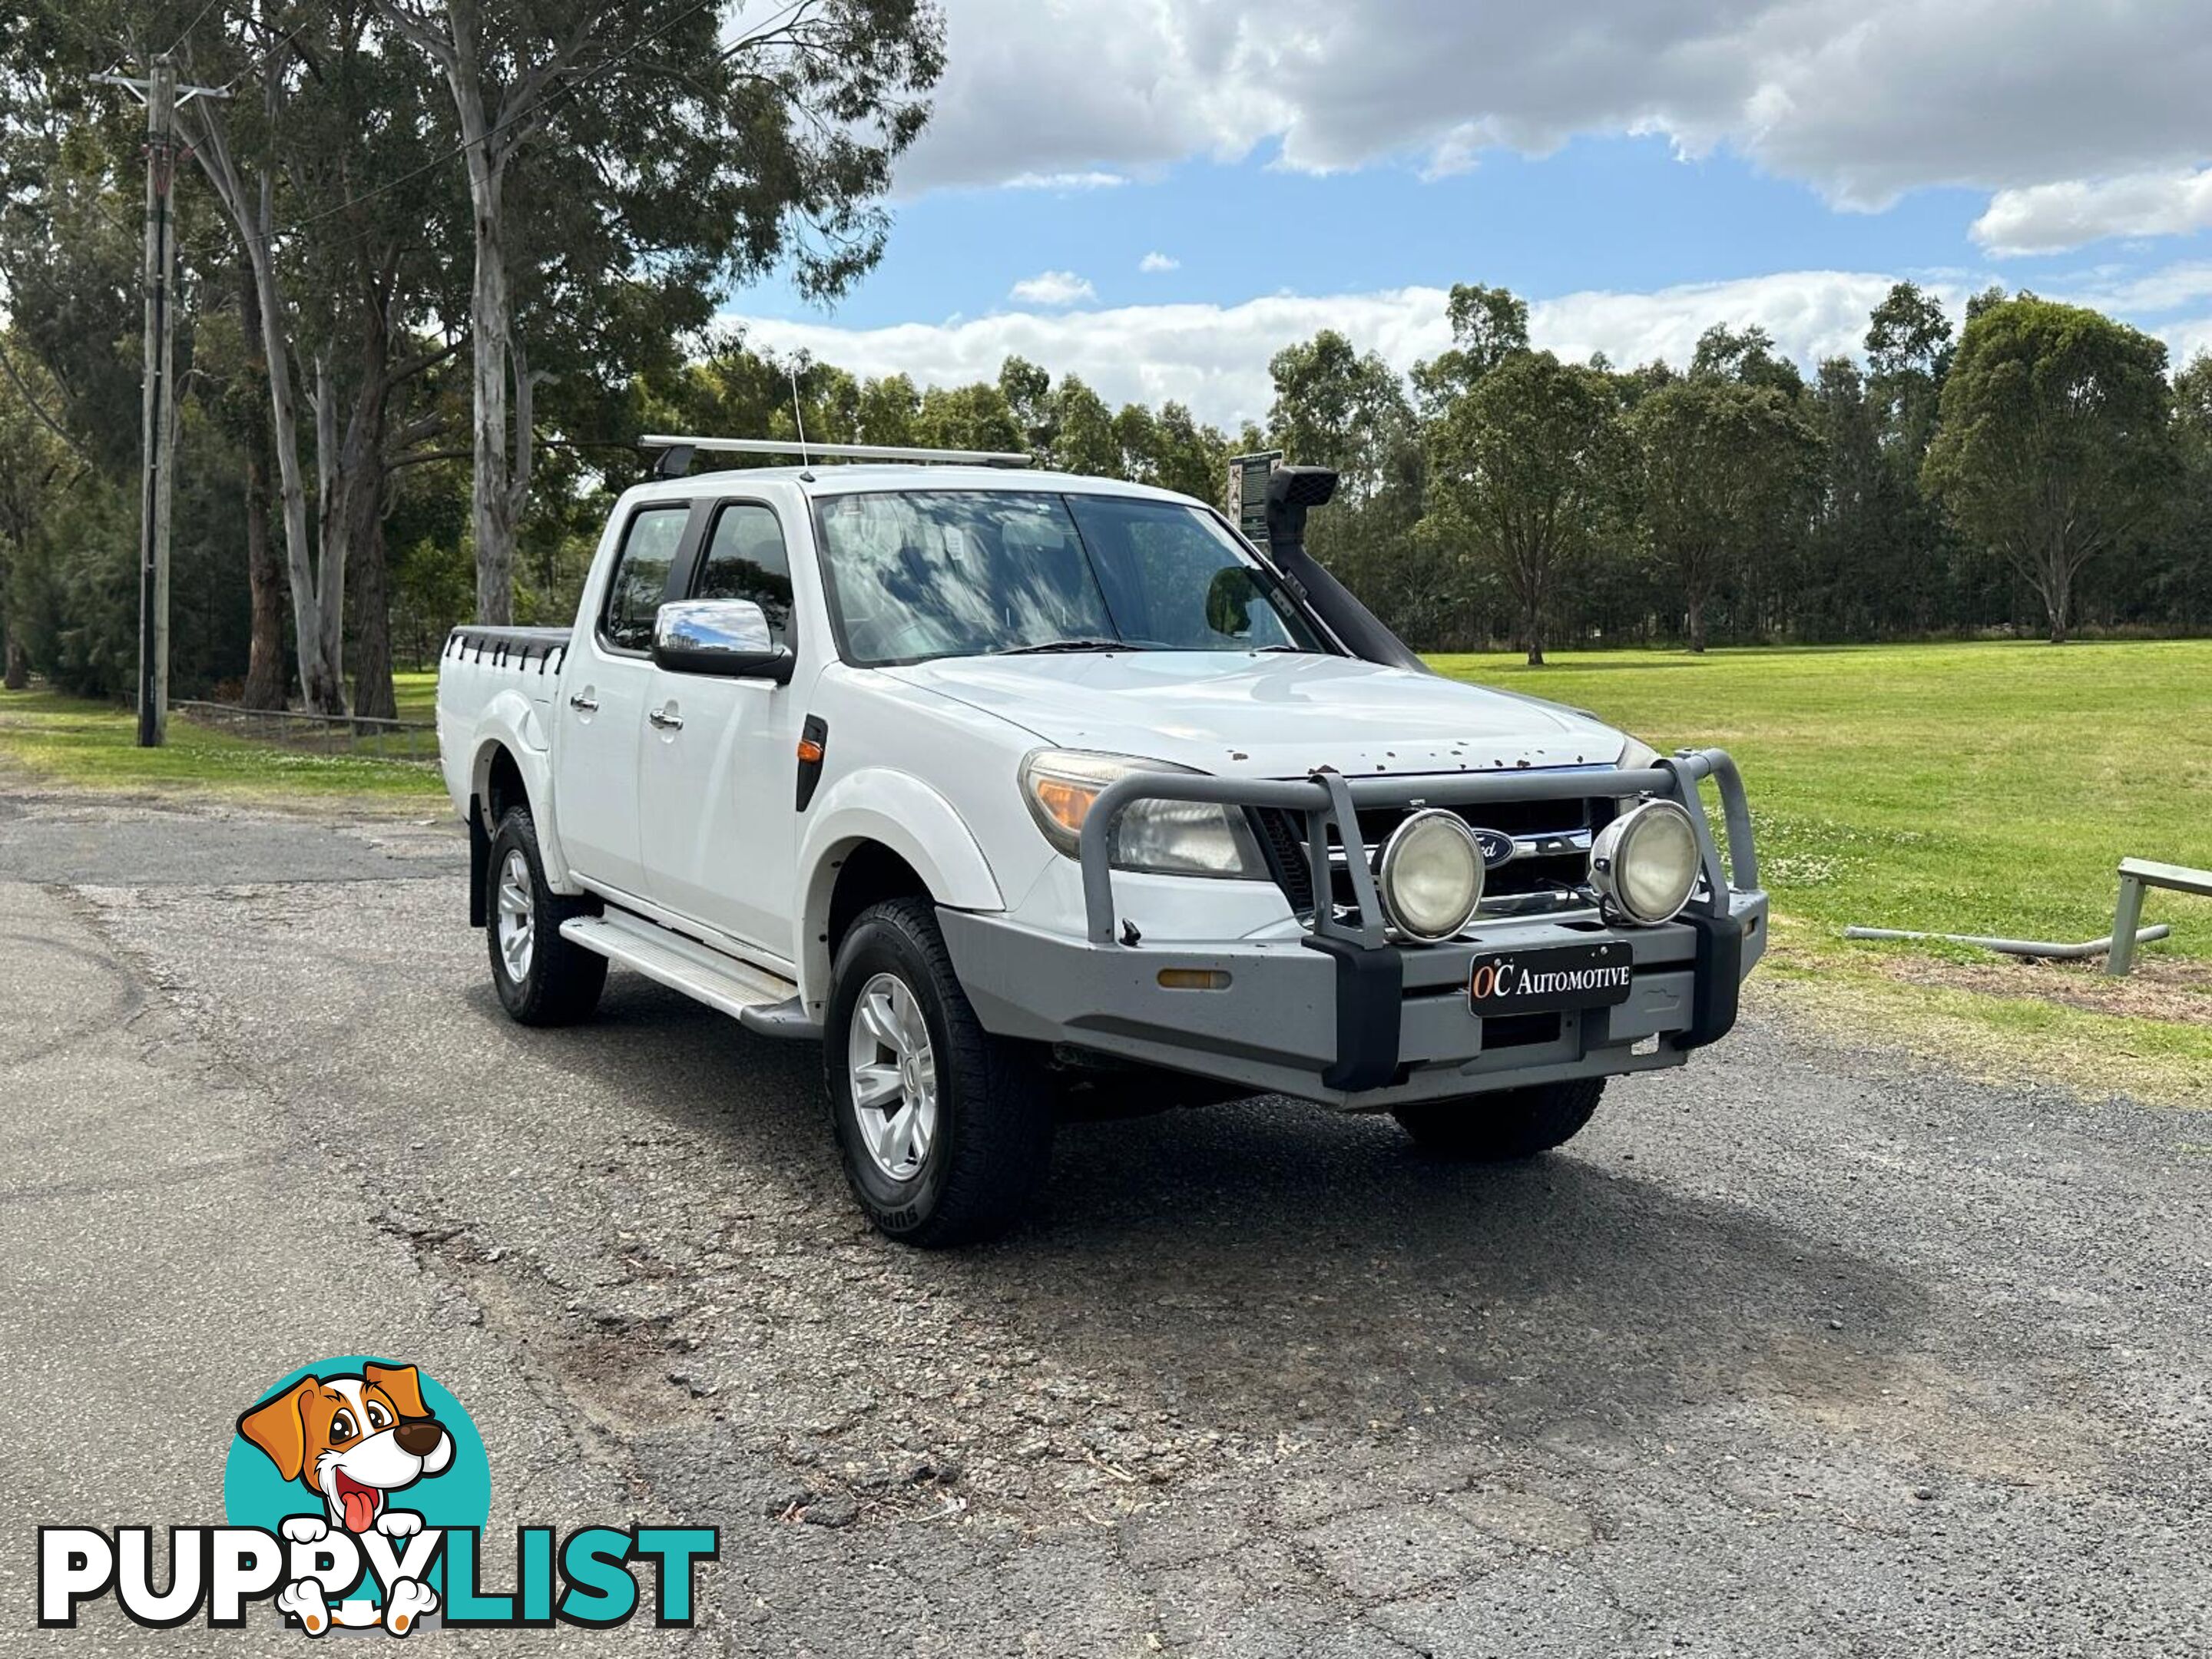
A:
[[639, 498, 804, 959], [553, 499, 693, 896]]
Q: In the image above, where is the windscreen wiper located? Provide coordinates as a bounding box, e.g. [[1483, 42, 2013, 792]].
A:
[[992, 638, 1144, 656]]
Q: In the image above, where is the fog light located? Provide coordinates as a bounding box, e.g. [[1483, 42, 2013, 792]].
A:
[[1591, 800, 1701, 925], [1376, 810, 1485, 942]]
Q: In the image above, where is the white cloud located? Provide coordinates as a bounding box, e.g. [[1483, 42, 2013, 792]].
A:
[[1001, 170, 1129, 191], [2066, 261, 2212, 316], [2167, 318, 2212, 367], [1532, 272, 1919, 372], [1007, 270, 1097, 306], [1973, 167, 2212, 257], [1139, 251, 1181, 273], [899, 0, 2212, 210], [730, 270, 1951, 429]]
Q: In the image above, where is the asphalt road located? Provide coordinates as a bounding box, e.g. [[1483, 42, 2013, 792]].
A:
[[2, 783, 2208, 1656]]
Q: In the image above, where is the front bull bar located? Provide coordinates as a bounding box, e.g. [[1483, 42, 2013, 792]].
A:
[[1078, 748, 1757, 949], [1076, 750, 1757, 1089]]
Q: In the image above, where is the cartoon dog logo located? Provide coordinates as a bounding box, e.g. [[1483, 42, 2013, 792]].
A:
[[237, 1363, 454, 1634]]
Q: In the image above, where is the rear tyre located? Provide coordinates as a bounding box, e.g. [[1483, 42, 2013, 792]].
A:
[[1392, 1078, 1606, 1161], [486, 808, 607, 1026], [824, 896, 1055, 1247]]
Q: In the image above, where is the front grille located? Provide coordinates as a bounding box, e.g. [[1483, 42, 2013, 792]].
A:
[[1248, 805, 1317, 909], [1249, 789, 1616, 923]]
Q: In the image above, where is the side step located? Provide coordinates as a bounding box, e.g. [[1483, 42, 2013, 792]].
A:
[[559, 912, 821, 1039]]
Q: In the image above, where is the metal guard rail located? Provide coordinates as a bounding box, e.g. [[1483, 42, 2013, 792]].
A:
[[1078, 748, 1755, 947]]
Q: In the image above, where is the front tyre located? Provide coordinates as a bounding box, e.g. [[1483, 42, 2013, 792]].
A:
[[486, 808, 607, 1026], [1392, 1078, 1606, 1161], [825, 897, 1055, 1247]]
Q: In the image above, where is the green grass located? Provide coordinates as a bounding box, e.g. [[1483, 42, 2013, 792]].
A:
[[1430, 640, 2212, 1103], [0, 689, 444, 799], [392, 670, 437, 722], [1431, 640, 2212, 958]]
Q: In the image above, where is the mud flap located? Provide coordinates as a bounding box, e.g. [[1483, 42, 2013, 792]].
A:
[[468, 797, 490, 929]]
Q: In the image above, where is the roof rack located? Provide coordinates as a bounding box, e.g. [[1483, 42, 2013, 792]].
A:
[[641, 434, 1032, 478]]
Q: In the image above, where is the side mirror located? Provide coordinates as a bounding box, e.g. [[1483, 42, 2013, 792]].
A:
[[652, 599, 794, 683], [1204, 568, 1257, 638]]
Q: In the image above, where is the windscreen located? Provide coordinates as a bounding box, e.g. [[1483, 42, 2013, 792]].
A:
[[813, 490, 1327, 667]]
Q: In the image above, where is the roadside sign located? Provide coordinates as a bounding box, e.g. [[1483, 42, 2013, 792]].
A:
[[1227, 450, 1283, 544]]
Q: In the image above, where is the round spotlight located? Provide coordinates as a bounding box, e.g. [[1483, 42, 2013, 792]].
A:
[[1376, 810, 1485, 942], [1591, 800, 1702, 926]]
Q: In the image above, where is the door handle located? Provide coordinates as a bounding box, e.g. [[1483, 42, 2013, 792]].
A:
[[648, 706, 684, 731], [568, 692, 600, 713]]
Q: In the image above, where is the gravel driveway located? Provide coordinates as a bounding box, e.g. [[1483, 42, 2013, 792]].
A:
[[2, 786, 2207, 1656]]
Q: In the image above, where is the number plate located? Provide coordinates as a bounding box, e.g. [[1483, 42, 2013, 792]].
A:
[[1468, 941, 1634, 1015]]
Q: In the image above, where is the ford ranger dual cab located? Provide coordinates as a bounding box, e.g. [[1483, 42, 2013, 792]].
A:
[[437, 438, 1766, 1247]]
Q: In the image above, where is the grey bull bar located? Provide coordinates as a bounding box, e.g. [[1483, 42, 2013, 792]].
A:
[[1079, 749, 1757, 945], [1063, 750, 1762, 1095]]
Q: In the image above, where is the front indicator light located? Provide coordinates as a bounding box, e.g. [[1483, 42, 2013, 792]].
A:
[[1019, 750, 1266, 878], [1157, 968, 1232, 990], [1591, 800, 1701, 925]]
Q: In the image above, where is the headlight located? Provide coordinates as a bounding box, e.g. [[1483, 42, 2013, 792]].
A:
[[1376, 810, 1485, 942], [1590, 800, 1701, 925], [1019, 750, 1267, 879]]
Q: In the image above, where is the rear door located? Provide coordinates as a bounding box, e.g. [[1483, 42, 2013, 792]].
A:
[[553, 498, 695, 896], [638, 496, 806, 958]]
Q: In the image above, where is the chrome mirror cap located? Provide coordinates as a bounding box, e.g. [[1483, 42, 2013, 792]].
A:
[[651, 599, 793, 681]]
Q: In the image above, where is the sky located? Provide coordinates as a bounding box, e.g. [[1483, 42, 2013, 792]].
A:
[[725, 0, 2212, 429]]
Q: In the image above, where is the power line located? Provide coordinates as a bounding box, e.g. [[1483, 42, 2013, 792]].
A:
[[165, 0, 229, 58]]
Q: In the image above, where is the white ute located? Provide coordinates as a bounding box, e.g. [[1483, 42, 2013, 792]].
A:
[[439, 438, 1767, 1246]]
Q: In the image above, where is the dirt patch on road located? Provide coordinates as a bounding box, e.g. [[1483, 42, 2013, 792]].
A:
[[1880, 951, 2212, 1025], [1756, 952, 2212, 1109]]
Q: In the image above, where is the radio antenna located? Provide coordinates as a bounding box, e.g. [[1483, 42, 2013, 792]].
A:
[[788, 363, 814, 478]]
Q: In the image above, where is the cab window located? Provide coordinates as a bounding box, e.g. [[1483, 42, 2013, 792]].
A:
[[692, 502, 795, 644], [600, 503, 690, 653]]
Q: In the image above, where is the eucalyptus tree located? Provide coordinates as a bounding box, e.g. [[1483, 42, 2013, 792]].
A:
[[1142, 402, 1230, 505], [0, 331, 75, 688], [1427, 350, 1624, 665], [1267, 329, 1413, 502], [998, 355, 1053, 460], [1265, 328, 1430, 631], [372, 0, 945, 623], [137, 1, 473, 715], [913, 381, 1022, 454], [1631, 377, 1822, 652], [1922, 296, 2174, 644], [1864, 280, 1952, 459], [1412, 283, 1530, 413], [856, 373, 922, 446], [1049, 374, 1120, 477]]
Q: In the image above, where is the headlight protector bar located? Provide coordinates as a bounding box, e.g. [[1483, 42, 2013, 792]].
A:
[[1077, 749, 1757, 949]]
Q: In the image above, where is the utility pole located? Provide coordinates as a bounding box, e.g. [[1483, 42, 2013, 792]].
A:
[[136, 55, 177, 747], [94, 59, 227, 746]]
